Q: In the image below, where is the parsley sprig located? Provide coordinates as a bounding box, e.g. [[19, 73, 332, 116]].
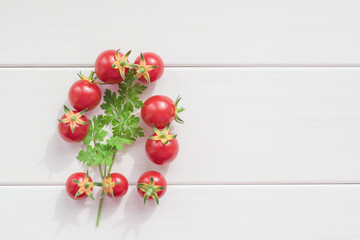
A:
[[76, 67, 148, 227]]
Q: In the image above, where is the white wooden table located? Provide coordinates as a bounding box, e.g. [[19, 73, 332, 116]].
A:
[[1, 1, 360, 239]]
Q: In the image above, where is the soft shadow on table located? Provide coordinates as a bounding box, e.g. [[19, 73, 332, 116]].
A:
[[54, 188, 92, 236], [139, 81, 157, 101], [114, 188, 157, 239], [87, 189, 124, 226], [41, 131, 82, 166], [39, 109, 83, 181]]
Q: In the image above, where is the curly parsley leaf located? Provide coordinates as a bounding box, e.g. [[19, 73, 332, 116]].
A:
[[112, 114, 144, 139], [82, 114, 107, 145], [76, 145, 102, 166], [95, 143, 115, 166], [118, 69, 147, 112], [107, 136, 134, 151]]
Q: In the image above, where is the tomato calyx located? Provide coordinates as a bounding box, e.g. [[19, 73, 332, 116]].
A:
[[72, 171, 94, 200], [78, 71, 104, 85], [149, 123, 177, 145], [111, 49, 137, 79], [134, 53, 158, 84], [100, 176, 119, 199], [58, 105, 88, 133], [137, 176, 166, 205], [174, 95, 185, 124]]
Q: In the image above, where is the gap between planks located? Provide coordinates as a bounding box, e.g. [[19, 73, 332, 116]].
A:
[[2, 183, 360, 187], [1, 64, 360, 68]]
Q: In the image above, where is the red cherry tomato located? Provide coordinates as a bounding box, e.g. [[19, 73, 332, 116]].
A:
[[141, 95, 180, 129], [66, 172, 93, 200], [137, 171, 167, 204], [95, 49, 127, 84], [58, 106, 89, 143], [106, 173, 129, 198], [68, 80, 101, 111], [134, 52, 164, 84], [146, 133, 179, 165]]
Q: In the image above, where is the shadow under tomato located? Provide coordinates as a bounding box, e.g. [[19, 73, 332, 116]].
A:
[[113, 187, 157, 239], [38, 104, 81, 176], [53, 188, 92, 236]]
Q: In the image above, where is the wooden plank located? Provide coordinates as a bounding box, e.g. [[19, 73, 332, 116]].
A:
[[0, 67, 360, 184], [0, 185, 360, 239], [1, 0, 360, 66]]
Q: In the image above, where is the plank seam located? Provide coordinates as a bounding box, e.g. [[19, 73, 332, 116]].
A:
[[2, 183, 360, 187], [1, 65, 360, 68]]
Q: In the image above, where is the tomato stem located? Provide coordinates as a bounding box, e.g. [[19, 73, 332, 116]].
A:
[[177, 107, 185, 113], [89, 71, 95, 80], [137, 67, 145, 74], [96, 191, 105, 226]]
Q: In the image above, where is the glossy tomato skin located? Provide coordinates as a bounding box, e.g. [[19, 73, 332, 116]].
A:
[[146, 134, 179, 165], [107, 173, 129, 198], [141, 95, 175, 129], [134, 52, 164, 84], [58, 113, 89, 143], [68, 80, 101, 111], [66, 172, 93, 200], [95, 49, 126, 84], [137, 171, 167, 199]]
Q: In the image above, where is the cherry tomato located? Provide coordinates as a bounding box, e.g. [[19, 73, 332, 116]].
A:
[[68, 72, 101, 111], [134, 52, 164, 84], [146, 124, 179, 165], [58, 106, 89, 143], [137, 171, 167, 205], [66, 172, 93, 200], [141, 95, 184, 129], [95, 49, 128, 84], [105, 173, 129, 198]]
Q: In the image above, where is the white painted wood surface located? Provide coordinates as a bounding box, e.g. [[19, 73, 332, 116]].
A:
[[1, 67, 360, 184], [1, 0, 360, 238], [1, 185, 360, 240], [1, 0, 360, 66]]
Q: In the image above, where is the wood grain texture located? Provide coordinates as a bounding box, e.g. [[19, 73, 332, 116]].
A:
[[0, 0, 360, 66], [1, 67, 360, 184], [0, 185, 359, 240]]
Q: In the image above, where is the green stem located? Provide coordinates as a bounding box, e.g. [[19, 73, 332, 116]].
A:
[[98, 165, 104, 179], [96, 192, 105, 226], [89, 71, 95, 80], [106, 152, 117, 176], [93, 139, 105, 179], [104, 164, 107, 177]]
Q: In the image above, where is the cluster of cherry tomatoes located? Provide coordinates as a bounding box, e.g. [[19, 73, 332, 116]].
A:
[[57, 49, 184, 207]]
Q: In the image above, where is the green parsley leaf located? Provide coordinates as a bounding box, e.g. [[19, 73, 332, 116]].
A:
[[94, 143, 115, 165], [107, 136, 134, 151], [82, 114, 107, 145], [95, 130, 108, 142], [76, 145, 102, 166]]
